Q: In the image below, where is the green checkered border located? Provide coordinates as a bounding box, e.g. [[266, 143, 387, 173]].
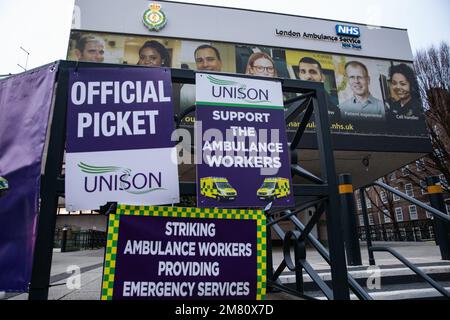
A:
[[101, 213, 120, 300], [101, 204, 267, 300]]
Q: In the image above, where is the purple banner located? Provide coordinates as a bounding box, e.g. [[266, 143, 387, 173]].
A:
[[196, 104, 294, 208], [0, 63, 58, 291], [67, 67, 175, 153], [101, 205, 266, 300]]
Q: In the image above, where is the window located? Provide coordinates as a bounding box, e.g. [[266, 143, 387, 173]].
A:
[[445, 199, 450, 215], [359, 215, 365, 226], [57, 208, 70, 215], [405, 184, 414, 197], [401, 166, 410, 177], [393, 188, 401, 201], [368, 214, 374, 225], [357, 198, 362, 210], [383, 209, 391, 223], [429, 226, 435, 238], [399, 228, 407, 239], [420, 180, 427, 195], [416, 160, 425, 172], [435, 148, 444, 160], [409, 205, 418, 220], [413, 227, 422, 241], [395, 207, 404, 222], [380, 191, 388, 204], [439, 174, 448, 189], [366, 199, 372, 209], [389, 172, 396, 181]]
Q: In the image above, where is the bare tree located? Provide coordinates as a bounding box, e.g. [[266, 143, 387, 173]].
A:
[[364, 176, 401, 240], [412, 42, 450, 192]]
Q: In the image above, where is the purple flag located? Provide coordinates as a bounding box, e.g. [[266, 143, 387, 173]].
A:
[[0, 63, 58, 292]]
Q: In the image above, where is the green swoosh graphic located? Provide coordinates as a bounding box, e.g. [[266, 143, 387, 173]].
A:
[[126, 188, 167, 195], [244, 99, 271, 104], [207, 75, 246, 89], [78, 162, 125, 174]]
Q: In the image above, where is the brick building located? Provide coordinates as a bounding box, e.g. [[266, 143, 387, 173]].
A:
[[355, 159, 450, 242]]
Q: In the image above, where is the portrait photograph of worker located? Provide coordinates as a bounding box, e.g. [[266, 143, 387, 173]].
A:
[[235, 45, 289, 78], [123, 37, 179, 68], [177, 41, 236, 123], [67, 32, 109, 63], [285, 50, 341, 129], [335, 57, 388, 134], [382, 62, 427, 137]]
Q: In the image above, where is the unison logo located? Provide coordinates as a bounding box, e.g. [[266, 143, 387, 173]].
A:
[[79, 162, 166, 194], [335, 24, 361, 38], [207, 75, 271, 104]]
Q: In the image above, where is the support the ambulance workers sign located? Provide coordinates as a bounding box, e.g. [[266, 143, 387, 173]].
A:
[[196, 73, 294, 208], [101, 205, 266, 300], [66, 67, 179, 210]]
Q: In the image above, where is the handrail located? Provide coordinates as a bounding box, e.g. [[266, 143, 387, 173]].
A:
[[370, 246, 450, 299], [373, 181, 450, 223], [288, 216, 373, 300], [267, 216, 335, 300]]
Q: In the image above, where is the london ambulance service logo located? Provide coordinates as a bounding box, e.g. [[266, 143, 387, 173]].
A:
[[143, 3, 167, 31]]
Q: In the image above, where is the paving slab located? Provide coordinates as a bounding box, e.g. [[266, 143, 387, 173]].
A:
[[3, 241, 448, 300]]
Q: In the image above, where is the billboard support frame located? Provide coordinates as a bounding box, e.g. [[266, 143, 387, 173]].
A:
[[29, 65, 68, 300], [28, 60, 356, 300]]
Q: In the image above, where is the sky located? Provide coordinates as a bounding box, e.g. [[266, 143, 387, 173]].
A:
[[0, 0, 449, 75]]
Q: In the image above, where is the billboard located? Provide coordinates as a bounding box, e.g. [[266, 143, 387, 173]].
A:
[[66, 30, 427, 139], [101, 205, 266, 300], [68, 0, 431, 185], [195, 73, 294, 208], [65, 67, 180, 211], [71, 0, 414, 61]]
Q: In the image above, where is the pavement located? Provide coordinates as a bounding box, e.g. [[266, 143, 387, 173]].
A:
[[2, 241, 449, 300]]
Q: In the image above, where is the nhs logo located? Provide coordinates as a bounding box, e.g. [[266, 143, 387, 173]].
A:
[[336, 24, 361, 37]]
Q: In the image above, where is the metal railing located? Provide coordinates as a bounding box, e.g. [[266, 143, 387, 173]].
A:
[[263, 84, 371, 300], [358, 179, 450, 299], [358, 219, 435, 242], [369, 246, 450, 299], [54, 229, 106, 252]]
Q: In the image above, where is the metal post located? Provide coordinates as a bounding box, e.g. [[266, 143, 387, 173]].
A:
[[29, 64, 68, 300], [313, 90, 350, 300], [339, 174, 362, 266], [61, 228, 68, 253], [427, 177, 450, 260], [359, 189, 376, 265], [381, 224, 387, 242]]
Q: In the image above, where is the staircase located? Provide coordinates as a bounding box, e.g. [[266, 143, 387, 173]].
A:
[[279, 261, 450, 300]]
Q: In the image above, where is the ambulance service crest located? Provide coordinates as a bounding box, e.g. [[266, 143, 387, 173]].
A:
[[143, 3, 167, 31]]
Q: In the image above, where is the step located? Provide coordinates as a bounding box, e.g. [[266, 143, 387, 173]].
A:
[[307, 282, 450, 300], [279, 263, 450, 289], [276, 262, 450, 300]]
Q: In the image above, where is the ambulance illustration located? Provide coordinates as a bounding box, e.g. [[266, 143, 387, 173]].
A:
[[200, 177, 237, 201], [257, 177, 291, 200]]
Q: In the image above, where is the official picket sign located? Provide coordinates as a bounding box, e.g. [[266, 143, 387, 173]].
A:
[[195, 73, 294, 208], [65, 67, 179, 211], [101, 205, 266, 300]]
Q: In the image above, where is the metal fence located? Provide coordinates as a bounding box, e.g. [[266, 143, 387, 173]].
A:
[[357, 219, 435, 242], [54, 229, 106, 252]]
